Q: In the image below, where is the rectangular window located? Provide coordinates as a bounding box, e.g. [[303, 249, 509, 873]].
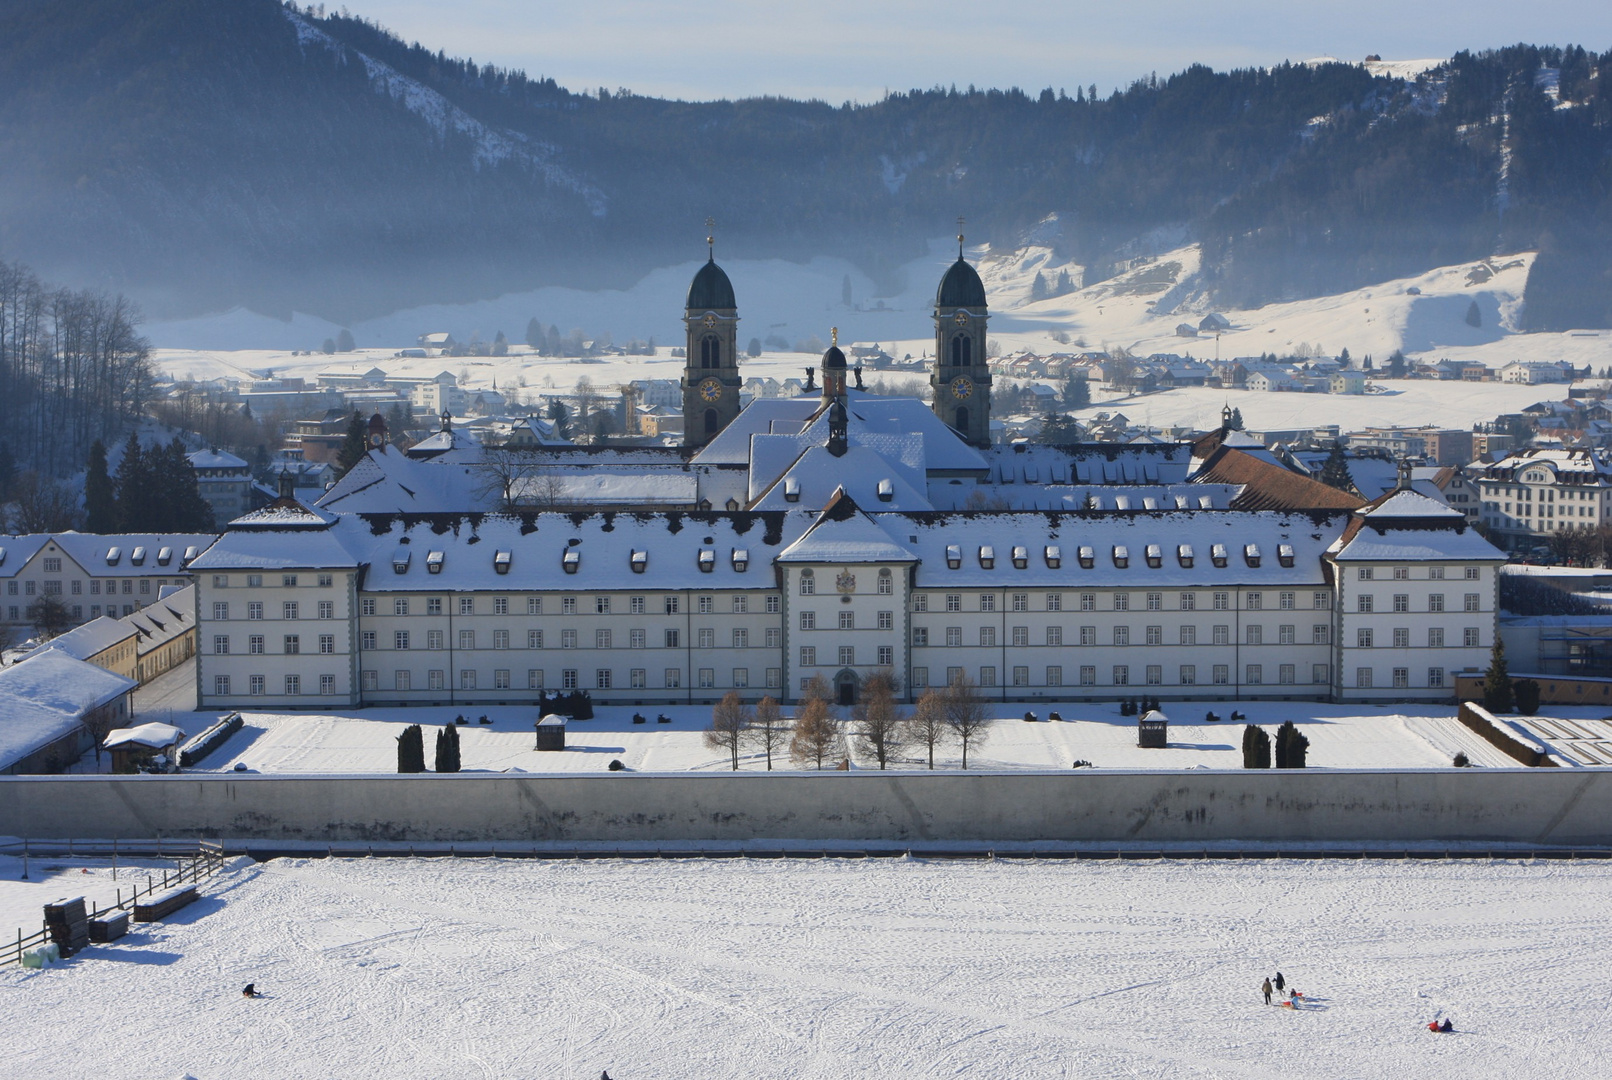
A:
[[361, 598, 376, 616], [461, 629, 477, 650], [1179, 625, 1196, 646], [733, 628, 748, 648], [1112, 665, 1129, 686], [427, 630, 444, 650], [1358, 628, 1374, 648], [361, 670, 377, 692], [979, 665, 997, 687], [1246, 626, 1264, 646], [1145, 664, 1162, 685], [665, 629, 680, 648], [912, 594, 929, 613], [665, 596, 680, 615], [428, 598, 444, 616], [249, 675, 264, 696], [431, 670, 446, 690], [489, 669, 508, 689], [282, 575, 298, 588], [946, 666, 964, 687], [1427, 627, 1444, 648], [979, 594, 996, 612], [629, 668, 646, 689], [698, 595, 714, 614], [1112, 626, 1129, 646], [980, 626, 996, 648], [1046, 626, 1063, 646], [561, 669, 578, 690], [215, 675, 231, 696], [522, 629, 540, 650], [1246, 664, 1262, 685], [395, 670, 412, 691], [1147, 592, 1162, 611], [560, 629, 577, 648], [592, 629, 608, 649], [733, 595, 748, 614], [1313, 664, 1330, 684], [1393, 594, 1409, 613], [283, 601, 299, 620], [1012, 665, 1030, 686], [1213, 592, 1229, 611], [913, 627, 930, 647], [1465, 567, 1481, 580], [1279, 624, 1295, 645], [1312, 624, 1330, 645], [697, 628, 715, 649], [1180, 593, 1196, 611], [878, 646, 894, 666], [1393, 667, 1409, 689], [1146, 625, 1162, 646], [1358, 567, 1373, 580], [285, 675, 301, 695], [1428, 594, 1445, 613], [1280, 591, 1295, 610], [1356, 667, 1373, 688], [630, 628, 646, 649], [1393, 628, 1410, 648], [495, 597, 510, 615], [800, 646, 817, 666], [1464, 593, 1481, 612], [1080, 593, 1095, 612], [1314, 592, 1331, 610], [838, 611, 855, 631], [361, 631, 376, 650], [1046, 665, 1062, 686], [1279, 664, 1295, 685], [1046, 594, 1062, 612], [318, 573, 333, 588], [284, 635, 300, 654], [319, 634, 335, 655], [594, 669, 611, 690], [1012, 593, 1028, 612], [319, 600, 334, 620], [1079, 665, 1096, 686], [1113, 594, 1129, 612], [765, 627, 781, 649], [630, 596, 646, 615], [838, 645, 855, 666], [213, 634, 230, 655], [526, 669, 542, 690], [799, 573, 817, 596], [1212, 664, 1229, 685], [1428, 668, 1445, 688], [1358, 595, 1374, 613], [394, 598, 409, 617], [394, 630, 410, 650], [1212, 625, 1229, 646], [878, 610, 894, 631], [1464, 627, 1481, 647], [527, 597, 542, 615], [461, 597, 476, 615], [698, 668, 715, 688], [462, 669, 478, 690], [1080, 626, 1096, 646], [213, 601, 229, 621], [946, 627, 963, 647], [1180, 664, 1196, 685], [800, 611, 816, 631], [1246, 592, 1262, 611]]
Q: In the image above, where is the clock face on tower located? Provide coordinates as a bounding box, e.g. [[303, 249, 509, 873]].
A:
[[699, 377, 723, 403], [703, 313, 717, 329], [953, 310, 969, 327], [950, 376, 974, 401]]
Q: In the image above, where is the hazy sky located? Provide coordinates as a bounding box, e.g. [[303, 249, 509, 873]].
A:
[[346, 1, 1611, 103]]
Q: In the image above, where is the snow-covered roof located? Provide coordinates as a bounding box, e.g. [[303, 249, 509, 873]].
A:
[[18, 617, 133, 664], [1359, 489, 1463, 521], [0, 650, 137, 771], [124, 585, 196, 653], [187, 449, 249, 470], [510, 470, 699, 507], [229, 499, 339, 529], [46, 532, 217, 576], [979, 444, 1193, 486], [751, 446, 931, 512], [102, 722, 187, 751], [189, 525, 360, 571], [0, 535, 51, 577], [1330, 528, 1505, 563], [777, 492, 920, 564]]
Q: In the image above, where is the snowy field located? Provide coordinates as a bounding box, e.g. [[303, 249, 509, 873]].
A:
[[177, 699, 1566, 775], [4, 853, 1611, 1079]]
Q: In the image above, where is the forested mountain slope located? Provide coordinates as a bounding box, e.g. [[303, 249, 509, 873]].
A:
[[0, 0, 1607, 328]]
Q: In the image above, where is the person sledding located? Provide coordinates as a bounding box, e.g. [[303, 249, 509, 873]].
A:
[[1427, 1018, 1453, 1033], [242, 984, 260, 998]]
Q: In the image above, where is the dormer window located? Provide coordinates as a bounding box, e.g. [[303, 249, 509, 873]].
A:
[[698, 549, 716, 573], [156, 546, 173, 566], [426, 551, 444, 574], [946, 544, 962, 570], [1198, 496, 1214, 509], [0, 547, 7, 567], [784, 478, 800, 503], [630, 550, 647, 574], [1142, 498, 1159, 511], [1044, 545, 1062, 569], [1177, 544, 1194, 568], [725, 498, 740, 511], [183, 546, 200, 563], [1114, 496, 1131, 510], [106, 546, 121, 566], [1112, 545, 1129, 569], [1145, 544, 1162, 568], [131, 546, 146, 566], [559, 549, 576, 574], [1243, 543, 1261, 568], [1211, 544, 1228, 568], [1078, 545, 1095, 569], [877, 478, 894, 502], [1011, 546, 1028, 569], [392, 549, 411, 574], [1277, 544, 1295, 568], [978, 546, 995, 569], [731, 548, 749, 572]]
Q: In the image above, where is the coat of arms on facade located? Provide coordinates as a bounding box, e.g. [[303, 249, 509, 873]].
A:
[[835, 569, 856, 594]]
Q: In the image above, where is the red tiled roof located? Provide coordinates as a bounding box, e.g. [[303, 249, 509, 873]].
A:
[[1195, 446, 1366, 512]]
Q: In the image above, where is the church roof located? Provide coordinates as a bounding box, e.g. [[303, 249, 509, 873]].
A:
[[777, 491, 919, 564], [686, 258, 736, 310], [936, 257, 987, 308]]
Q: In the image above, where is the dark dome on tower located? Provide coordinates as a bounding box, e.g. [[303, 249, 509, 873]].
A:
[[936, 257, 987, 308], [686, 258, 736, 310], [821, 343, 846, 369]]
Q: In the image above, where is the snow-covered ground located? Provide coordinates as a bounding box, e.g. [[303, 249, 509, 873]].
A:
[[4, 853, 1610, 1079], [178, 699, 1540, 775]]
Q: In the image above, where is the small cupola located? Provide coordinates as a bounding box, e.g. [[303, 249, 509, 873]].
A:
[[821, 328, 847, 400]]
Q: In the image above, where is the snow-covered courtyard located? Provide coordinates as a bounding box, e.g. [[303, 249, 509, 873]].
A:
[[3, 853, 1609, 1079]]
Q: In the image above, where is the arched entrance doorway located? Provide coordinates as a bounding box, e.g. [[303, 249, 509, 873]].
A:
[[834, 669, 859, 707]]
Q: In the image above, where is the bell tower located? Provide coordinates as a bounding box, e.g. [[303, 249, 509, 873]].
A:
[[931, 223, 992, 447], [682, 222, 741, 448]]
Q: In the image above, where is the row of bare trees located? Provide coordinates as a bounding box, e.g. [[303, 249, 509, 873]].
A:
[[0, 260, 154, 478], [703, 673, 993, 771]]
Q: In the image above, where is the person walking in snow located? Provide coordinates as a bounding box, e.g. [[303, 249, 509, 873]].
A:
[[1261, 978, 1273, 1005], [1274, 972, 1285, 992]]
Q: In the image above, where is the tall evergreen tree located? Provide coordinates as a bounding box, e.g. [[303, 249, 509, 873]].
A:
[[525, 317, 543, 350], [0, 442, 15, 502], [84, 440, 117, 533], [336, 328, 355, 351], [112, 433, 151, 531], [1228, 407, 1244, 431], [1064, 376, 1091, 409], [1320, 441, 1354, 492], [397, 724, 426, 773], [1482, 637, 1513, 713], [334, 411, 368, 477], [158, 438, 217, 531], [434, 724, 461, 772]]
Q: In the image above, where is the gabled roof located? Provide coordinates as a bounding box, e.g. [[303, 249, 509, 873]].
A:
[[18, 617, 134, 664], [777, 490, 918, 564], [0, 650, 137, 771], [1192, 445, 1365, 512], [229, 497, 339, 529]]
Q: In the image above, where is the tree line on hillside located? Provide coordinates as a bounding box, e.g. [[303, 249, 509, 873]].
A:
[[4, 1, 1611, 327]]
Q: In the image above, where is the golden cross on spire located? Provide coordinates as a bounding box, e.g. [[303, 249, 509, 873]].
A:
[[957, 216, 966, 257], [831, 326, 839, 347], [705, 217, 716, 258]]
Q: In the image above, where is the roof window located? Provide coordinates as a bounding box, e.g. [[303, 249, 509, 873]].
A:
[[426, 551, 444, 574], [1243, 543, 1262, 568], [1011, 545, 1028, 569], [1177, 544, 1195, 568], [731, 548, 749, 572], [978, 545, 995, 569], [183, 546, 200, 563], [1078, 545, 1095, 569], [392, 548, 411, 574], [1210, 544, 1228, 568], [156, 546, 173, 566], [131, 546, 146, 566], [946, 544, 962, 570], [698, 549, 716, 573], [558, 549, 575, 574], [877, 478, 894, 502], [1198, 496, 1214, 509], [1112, 545, 1130, 569], [630, 550, 648, 573], [1044, 545, 1062, 569], [492, 550, 512, 574], [1145, 544, 1162, 568], [1277, 544, 1295, 568], [783, 478, 801, 503], [106, 546, 121, 566]]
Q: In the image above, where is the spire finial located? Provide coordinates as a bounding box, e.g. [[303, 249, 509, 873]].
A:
[[831, 326, 838, 347], [957, 216, 966, 258], [705, 217, 715, 260]]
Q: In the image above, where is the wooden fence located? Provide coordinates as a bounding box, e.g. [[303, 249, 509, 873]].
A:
[[1, 840, 225, 967]]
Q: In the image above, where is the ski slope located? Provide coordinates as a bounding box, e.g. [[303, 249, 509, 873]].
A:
[[2, 854, 1609, 1079]]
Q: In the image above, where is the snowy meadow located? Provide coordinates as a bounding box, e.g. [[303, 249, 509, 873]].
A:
[[2, 854, 1607, 1079]]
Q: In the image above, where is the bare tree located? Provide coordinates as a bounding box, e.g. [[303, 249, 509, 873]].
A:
[[905, 688, 951, 769], [703, 690, 752, 770], [789, 698, 842, 770], [9, 471, 81, 532], [745, 695, 788, 770], [851, 669, 904, 769], [473, 446, 539, 511], [943, 676, 991, 769], [27, 593, 73, 641]]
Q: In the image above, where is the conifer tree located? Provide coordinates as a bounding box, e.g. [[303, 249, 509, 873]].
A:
[[112, 433, 151, 531], [434, 724, 461, 772], [1274, 720, 1308, 768], [1228, 407, 1244, 431], [1242, 724, 1271, 768], [336, 328, 356, 352], [1482, 637, 1513, 713], [334, 411, 368, 477], [526, 317, 543, 350], [85, 440, 117, 533], [1320, 441, 1354, 492], [397, 724, 426, 773]]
